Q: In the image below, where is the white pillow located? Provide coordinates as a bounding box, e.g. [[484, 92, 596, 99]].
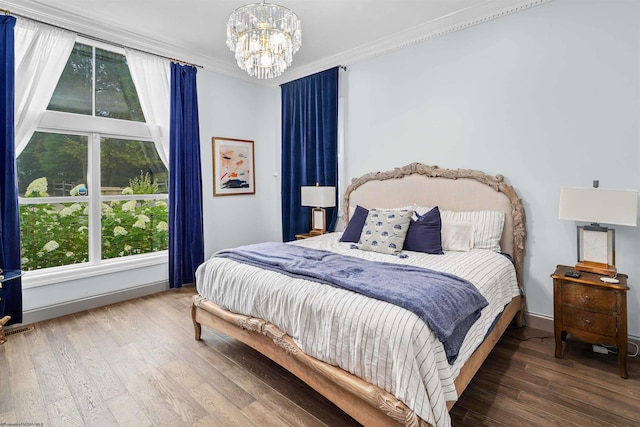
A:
[[440, 210, 505, 252], [441, 222, 474, 251]]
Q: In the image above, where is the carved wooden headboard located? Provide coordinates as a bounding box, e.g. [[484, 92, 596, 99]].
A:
[[343, 163, 526, 288]]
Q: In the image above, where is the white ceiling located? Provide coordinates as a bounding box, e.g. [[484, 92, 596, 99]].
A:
[[3, 0, 549, 86]]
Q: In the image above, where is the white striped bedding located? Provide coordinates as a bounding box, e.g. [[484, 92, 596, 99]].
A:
[[195, 232, 520, 427]]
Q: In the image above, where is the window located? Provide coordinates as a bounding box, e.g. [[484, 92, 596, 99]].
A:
[[18, 132, 89, 270], [17, 40, 168, 274], [48, 43, 144, 121], [99, 137, 168, 261]]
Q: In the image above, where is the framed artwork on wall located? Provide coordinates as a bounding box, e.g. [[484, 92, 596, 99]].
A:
[[212, 137, 255, 196]]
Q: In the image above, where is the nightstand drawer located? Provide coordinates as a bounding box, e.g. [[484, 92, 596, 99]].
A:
[[563, 306, 616, 337], [562, 282, 617, 311]]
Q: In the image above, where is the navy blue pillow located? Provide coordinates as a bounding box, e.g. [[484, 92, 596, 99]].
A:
[[340, 205, 369, 243], [403, 206, 444, 254]]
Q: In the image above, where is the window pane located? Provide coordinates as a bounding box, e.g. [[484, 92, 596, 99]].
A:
[[48, 42, 92, 115], [101, 199, 168, 260], [20, 202, 89, 271], [101, 138, 168, 195], [95, 48, 144, 122], [17, 132, 88, 197]]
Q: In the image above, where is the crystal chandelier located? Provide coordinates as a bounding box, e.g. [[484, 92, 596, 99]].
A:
[[226, 1, 302, 79]]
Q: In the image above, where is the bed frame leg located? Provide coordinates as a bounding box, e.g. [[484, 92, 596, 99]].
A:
[[515, 308, 525, 328], [191, 304, 202, 341]]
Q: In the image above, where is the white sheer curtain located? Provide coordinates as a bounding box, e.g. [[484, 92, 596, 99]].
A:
[[14, 20, 75, 156], [125, 49, 171, 167]]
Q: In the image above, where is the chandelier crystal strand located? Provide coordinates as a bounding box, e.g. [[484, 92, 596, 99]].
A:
[[226, 1, 301, 79]]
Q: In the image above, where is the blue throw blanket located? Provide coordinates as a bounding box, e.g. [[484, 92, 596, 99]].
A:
[[216, 242, 488, 364]]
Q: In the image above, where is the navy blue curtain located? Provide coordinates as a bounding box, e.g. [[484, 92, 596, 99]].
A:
[[0, 16, 22, 325], [281, 67, 339, 242], [168, 63, 204, 288]]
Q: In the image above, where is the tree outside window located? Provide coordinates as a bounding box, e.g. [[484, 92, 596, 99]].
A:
[[18, 41, 168, 272]]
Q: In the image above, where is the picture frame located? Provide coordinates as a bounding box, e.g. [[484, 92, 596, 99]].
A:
[[212, 137, 255, 196]]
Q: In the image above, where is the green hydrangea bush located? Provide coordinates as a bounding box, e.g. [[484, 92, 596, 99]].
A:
[[20, 177, 168, 271]]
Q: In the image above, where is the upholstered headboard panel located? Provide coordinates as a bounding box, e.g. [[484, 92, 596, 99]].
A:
[[343, 163, 526, 287]]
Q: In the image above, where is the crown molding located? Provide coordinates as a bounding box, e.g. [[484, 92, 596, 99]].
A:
[[274, 0, 553, 86], [4, 1, 174, 56], [3, 0, 273, 86], [3, 0, 552, 88], [3, 1, 211, 66]]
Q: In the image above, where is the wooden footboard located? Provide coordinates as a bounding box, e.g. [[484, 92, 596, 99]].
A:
[[192, 295, 524, 427]]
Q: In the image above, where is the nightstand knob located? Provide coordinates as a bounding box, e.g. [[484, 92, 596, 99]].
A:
[[583, 294, 590, 300], [584, 319, 591, 325]]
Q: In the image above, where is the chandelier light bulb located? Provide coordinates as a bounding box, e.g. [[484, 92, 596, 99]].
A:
[[226, 1, 302, 79]]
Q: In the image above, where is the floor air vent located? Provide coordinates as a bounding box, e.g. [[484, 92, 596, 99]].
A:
[[5, 325, 35, 336]]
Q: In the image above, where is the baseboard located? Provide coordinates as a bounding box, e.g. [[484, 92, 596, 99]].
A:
[[524, 312, 640, 344], [524, 312, 554, 333], [9, 281, 168, 327]]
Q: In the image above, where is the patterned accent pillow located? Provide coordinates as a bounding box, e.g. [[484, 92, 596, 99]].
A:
[[358, 208, 413, 255]]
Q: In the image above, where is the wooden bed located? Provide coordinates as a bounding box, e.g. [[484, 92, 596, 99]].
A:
[[192, 163, 526, 427]]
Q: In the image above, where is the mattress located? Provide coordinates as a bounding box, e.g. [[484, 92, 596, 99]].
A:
[[195, 232, 520, 427]]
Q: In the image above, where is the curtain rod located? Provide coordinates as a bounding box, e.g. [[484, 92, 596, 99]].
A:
[[1, 7, 203, 68]]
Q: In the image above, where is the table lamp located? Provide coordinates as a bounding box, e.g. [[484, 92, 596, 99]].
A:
[[301, 184, 336, 236], [559, 183, 638, 277]]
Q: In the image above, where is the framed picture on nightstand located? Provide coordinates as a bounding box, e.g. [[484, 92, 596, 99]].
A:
[[577, 226, 614, 266]]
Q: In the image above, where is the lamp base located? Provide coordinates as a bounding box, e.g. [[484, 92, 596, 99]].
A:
[[309, 207, 327, 236], [575, 261, 616, 277]]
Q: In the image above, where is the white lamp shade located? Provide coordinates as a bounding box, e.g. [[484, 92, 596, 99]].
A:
[[559, 187, 638, 226], [301, 186, 336, 208]]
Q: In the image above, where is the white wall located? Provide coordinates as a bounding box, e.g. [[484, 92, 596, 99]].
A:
[[197, 70, 282, 258], [345, 0, 640, 337]]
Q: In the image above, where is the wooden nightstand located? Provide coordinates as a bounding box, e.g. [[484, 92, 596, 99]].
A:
[[551, 265, 629, 378], [295, 233, 313, 240]]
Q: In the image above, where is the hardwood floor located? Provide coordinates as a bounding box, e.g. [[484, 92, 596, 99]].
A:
[[1, 287, 638, 426]]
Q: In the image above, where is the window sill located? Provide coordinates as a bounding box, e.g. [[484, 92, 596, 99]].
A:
[[22, 251, 168, 289]]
